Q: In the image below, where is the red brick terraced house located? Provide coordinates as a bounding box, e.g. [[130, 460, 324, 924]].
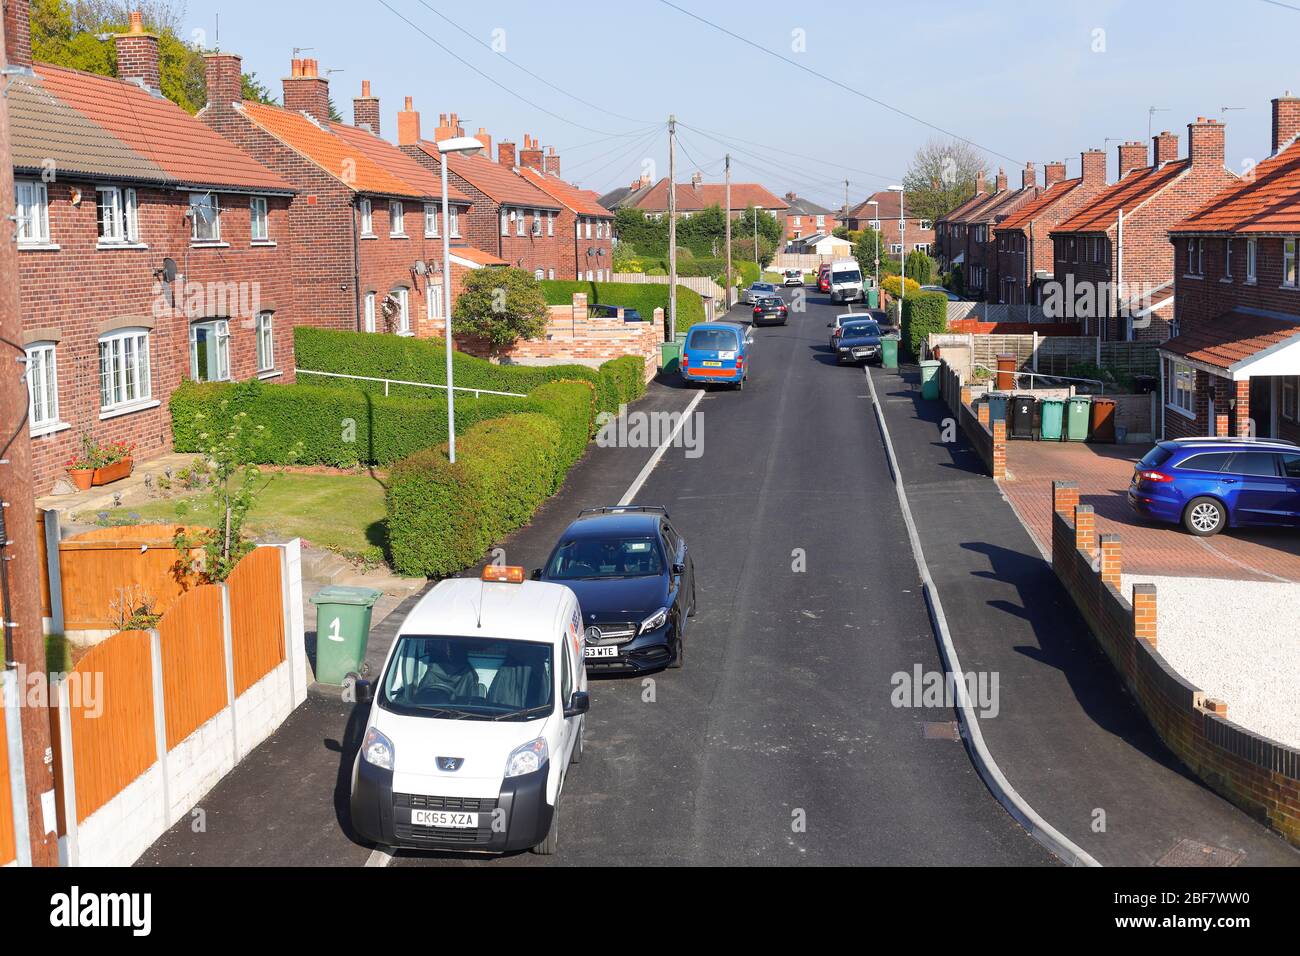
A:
[[991, 151, 1108, 305], [959, 165, 1045, 302], [6, 9, 299, 494], [1049, 120, 1238, 342], [842, 190, 935, 257], [201, 59, 477, 340], [516, 164, 615, 281], [783, 192, 835, 242], [615, 173, 789, 233], [396, 105, 570, 280], [933, 180, 989, 273], [1159, 95, 1300, 444]]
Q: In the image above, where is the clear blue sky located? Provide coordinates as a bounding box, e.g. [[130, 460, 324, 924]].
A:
[[181, 0, 1300, 208]]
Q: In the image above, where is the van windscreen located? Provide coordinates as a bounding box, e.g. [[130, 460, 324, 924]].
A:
[[833, 270, 862, 284], [687, 328, 738, 351]]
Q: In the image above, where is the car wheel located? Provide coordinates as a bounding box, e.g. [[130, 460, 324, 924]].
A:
[[668, 629, 684, 669], [532, 802, 559, 855], [688, 579, 697, 617], [736, 376, 745, 391], [1183, 497, 1227, 536]]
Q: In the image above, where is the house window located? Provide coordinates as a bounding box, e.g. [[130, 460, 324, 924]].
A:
[[816, 215, 825, 230], [389, 201, 405, 237], [531, 209, 542, 236], [389, 287, 411, 334], [1285, 238, 1297, 287], [890, 243, 903, 254], [1246, 238, 1258, 282], [501, 208, 510, 236], [1188, 238, 1204, 276], [919, 220, 932, 230], [915, 243, 930, 254], [427, 283, 443, 323], [424, 203, 439, 238], [190, 319, 230, 383], [255, 312, 274, 373], [97, 187, 139, 243], [1283, 376, 1297, 421], [535, 268, 544, 280], [516, 209, 525, 236], [870, 219, 880, 231], [15, 180, 50, 245], [448, 206, 460, 237], [547, 268, 555, 280], [576, 217, 583, 239], [98, 328, 151, 411], [25, 343, 59, 432], [1167, 359, 1195, 415], [585, 219, 593, 239], [596, 219, 604, 239], [250, 196, 269, 241], [360, 198, 374, 236], [364, 292, 377, 333], [189, 193, 220, 242], [547, 211, 554, 236], [1223, 238, 1232, 280]]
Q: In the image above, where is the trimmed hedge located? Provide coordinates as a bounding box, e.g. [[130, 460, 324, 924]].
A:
[[901, 291, 949, 359], [538, 279, 705, 332]]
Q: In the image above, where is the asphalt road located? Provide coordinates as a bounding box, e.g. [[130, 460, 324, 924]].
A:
[[389, 286, 1053, 866]]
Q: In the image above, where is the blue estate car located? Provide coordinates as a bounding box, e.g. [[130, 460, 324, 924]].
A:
[[680, 322, 751, 389], [1127, 437, 1300, 536]]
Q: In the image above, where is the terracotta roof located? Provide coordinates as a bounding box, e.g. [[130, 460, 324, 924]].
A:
[[937, 190, 991, 224], [418, 144, 560, 209], [968, 186, 1039, 223], [516, 167, 612, 217], [1054, 161, 1190, 234], [1172, 143, 1300, 234], [330, 123, 467, 202], [449, 245, 507, 266], [626, 178, 788, 212], [35, 64, 291, 193], [847, 190, 921, 221], [1162, 310, 1300, 370], [240, 101, 429, 199], [948, 190, 1009, 225], [995, 178, 1081, 232]]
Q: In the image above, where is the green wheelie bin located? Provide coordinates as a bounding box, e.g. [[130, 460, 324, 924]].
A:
[[1039, 398, 1065, 441], [987, 392, 1008, 422], [660, 340, 682, 374], [881, 336, 898, 369], [1066, 395, 1092, 442], [311, 585, 383, 684], [919, 360, 942, 400]]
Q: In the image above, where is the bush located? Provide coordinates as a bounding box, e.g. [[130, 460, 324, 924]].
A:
[[453, 267, 549, 353], [734, 260, 760, 287], [538, 279, 705, 332], [881, 274, 921, 299], [901, 291, 949, 359]]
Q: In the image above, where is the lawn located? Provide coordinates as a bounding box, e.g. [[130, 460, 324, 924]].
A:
[[116, 471, 390, 561]]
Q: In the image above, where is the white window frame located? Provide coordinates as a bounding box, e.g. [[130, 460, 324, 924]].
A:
[[389, 200, 406, 237], [1285, 237, 1297, 287], [1166, 359, 1195, 417], [25, 342, 60, 433], [189, 192, 221, 243], [98, 328, 152, 413], [425, 203, 439, 238], [535, 268, 544, 280], [576, 217, 582, 239], [364, 291, 377, 333], [1223, 238, 1233, 280], [448, 205, 461, 238], [390, 287, 411, 335], [547, 268, 555, 280], [585, 218, 593, 239], [516, 208, 525, 236], [546, 210, 554, 236], [97, 186, 139, 244], [250, 196, 269, 242], [15, 180, 50, 245], [255, 311, 275, 373], [1246, 238, 1258, 283], [501, 208, 510, 236], [531, 209, 542, 236], [189, 319, 231, 383], [360, 198, 374, 236], [426, 282, 443, 323]]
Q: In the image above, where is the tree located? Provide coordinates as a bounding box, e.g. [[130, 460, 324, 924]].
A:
[[453, 268, 550, 354], [905, 249, 935, 286], [731, 236, 776, 269], [853, 229, 890, 277], [241, 72, 278, 105], [735, 205, 782, 248], [902, 137, 990, 224]]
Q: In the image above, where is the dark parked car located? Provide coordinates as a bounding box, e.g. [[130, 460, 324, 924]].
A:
[[751, 295, 789, 326], [831, 318, 884, 364], [589, 304, 644, 322], [1127, 437, 1300, 535], [536, 506, 697, 672]]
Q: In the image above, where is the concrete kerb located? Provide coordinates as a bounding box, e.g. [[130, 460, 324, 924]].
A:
[[864, 365, 1100, 868]]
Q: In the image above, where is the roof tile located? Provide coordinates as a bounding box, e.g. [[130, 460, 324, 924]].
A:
[[1054, 161, 1189, 234], [419, 144, 559, 209], [516, 167, 612, 217], [996, 178, 1081, 231], [1163, 310, 1300, 369], [1172, 143, 1300, 234]]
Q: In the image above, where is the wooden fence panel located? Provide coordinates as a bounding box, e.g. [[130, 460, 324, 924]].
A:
[[70, 631, 156, 823], [0, 700, 15, 865], [227, 547, 285, 695], [1100, 341, 1159, 376], [159, 586, 227, 750], [58, 525, 198, 631]]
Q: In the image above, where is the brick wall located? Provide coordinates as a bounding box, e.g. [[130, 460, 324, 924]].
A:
[[940, 361, 1005, 478], [1051, 481, 1300, 847], [485, 294, 662, 380]]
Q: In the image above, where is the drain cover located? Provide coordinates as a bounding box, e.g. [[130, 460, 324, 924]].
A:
[[1154, 838, 1244, 867], [921, 721, 961, 741]]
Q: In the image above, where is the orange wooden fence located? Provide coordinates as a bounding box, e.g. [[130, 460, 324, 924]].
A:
[[227, 547, 285, 695], [0, 701, 15, 865], [159, 586, 227, 750], [70, 632, 156, 823], [58, 525, 200, 631]]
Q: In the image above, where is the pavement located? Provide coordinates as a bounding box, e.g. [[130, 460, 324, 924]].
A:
[[871, 363, 1299, 866], [1000, 438, 1300, 583]]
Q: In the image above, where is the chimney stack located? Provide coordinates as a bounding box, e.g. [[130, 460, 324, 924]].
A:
[[1187, 118, 1225, 169], [4, 0, 32, 70], [1021, 161, 1036, 190], [1043, 161, 1067, 186], [474, 127, 493, 157], [691, 170, 703, 188], [1118, 141, 1147, 178], [1272, 92, 1300, 153], [519, 133, 544, 172], [397, 95, 421, 146], [115, 11, 160, 93], [353, 80, 380, 135], [994, 168, 1008, 192], [975, 171, 986, 195], [543, 145, 560, 177], [498, 139, 517, 168], [1153, 130, 1179, 165], [1080, 148, 1106, 186], [283, 57, 330, 124]]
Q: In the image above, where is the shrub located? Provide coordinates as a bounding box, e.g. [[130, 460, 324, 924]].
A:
[[526, 381, 596, 463], [734, 260, 760, 287], [881, 274, 922, 299], [452, 267, 549, 353], [904, 249, 936, 286], [538, 279, 705, 332], [901, 291, 949, 359]]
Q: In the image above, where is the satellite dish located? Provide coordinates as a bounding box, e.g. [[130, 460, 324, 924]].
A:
[[161, 258, 178, 282], [413, 260, 428, 276]]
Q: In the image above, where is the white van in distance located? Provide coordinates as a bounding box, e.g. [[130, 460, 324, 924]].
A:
[[828, 258, 865, 304], [350, 566, 589, 855]]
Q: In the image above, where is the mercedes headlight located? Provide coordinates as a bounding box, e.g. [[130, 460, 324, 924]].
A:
[[640, 606, 669, 634]]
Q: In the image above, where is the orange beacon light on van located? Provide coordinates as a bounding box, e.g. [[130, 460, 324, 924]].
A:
[[482, 565, 526, 584]]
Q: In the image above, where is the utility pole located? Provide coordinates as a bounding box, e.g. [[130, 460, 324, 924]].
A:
[[666, 115, 677, 343], [843, 179, 849, 230], [724, 154, 732, 308], [0, 15, 59, 867]]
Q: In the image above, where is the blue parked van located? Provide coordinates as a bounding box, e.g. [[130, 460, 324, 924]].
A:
[[1127, 437, 1300, 535], [680, 322, 751, 389]]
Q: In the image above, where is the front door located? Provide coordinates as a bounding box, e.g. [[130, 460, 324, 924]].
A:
[[1249, 376, 1273, 438]]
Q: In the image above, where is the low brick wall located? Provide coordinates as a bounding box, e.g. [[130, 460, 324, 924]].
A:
[[947, 320, 1084, 336], [1050, 482, 1300, 846], [940, 360, 1005, 478]]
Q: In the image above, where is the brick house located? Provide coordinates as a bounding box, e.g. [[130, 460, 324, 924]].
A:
[[783, 192, 835, 241], [516, 164, 615, 281], [1158, 95, 1300, 444], [6, 7, 299, 494], [614, 174, 789, 233], [934, 183, 989, 272], [843, 190, 934, 257], [1049, 120, 1238, 342], [958, 166, 1047, 302], [201, 59, 476, 340], [991, 150, 1108, 305], [395, 105, 572, 279]]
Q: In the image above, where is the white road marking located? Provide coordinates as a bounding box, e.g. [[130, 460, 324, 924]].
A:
[[364, 845, 394, 867], [618, 389, 706, 505]]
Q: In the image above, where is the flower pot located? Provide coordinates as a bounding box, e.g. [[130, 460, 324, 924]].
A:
[[91, 457, 133, 486], [68, 468, 94, 492]]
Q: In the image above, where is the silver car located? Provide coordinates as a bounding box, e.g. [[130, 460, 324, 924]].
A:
[[746, 282, 778, 304]]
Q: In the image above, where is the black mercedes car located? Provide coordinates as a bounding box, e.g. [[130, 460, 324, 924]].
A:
[[751, 295, 789, 326], [535, 506, 696, 673]]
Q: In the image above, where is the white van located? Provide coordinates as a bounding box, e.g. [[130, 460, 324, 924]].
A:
[[350, 566, 589, 855], [828, 258, 865, 304]]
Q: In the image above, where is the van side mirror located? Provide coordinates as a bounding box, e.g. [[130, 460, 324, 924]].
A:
[[564, 691, 590, 718], [672, 562, 686, 576], [530, 568, 542, 581]]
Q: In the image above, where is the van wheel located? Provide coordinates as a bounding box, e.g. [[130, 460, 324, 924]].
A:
[[1184, 497, 1226, 536], [532, 804, 559, 855]]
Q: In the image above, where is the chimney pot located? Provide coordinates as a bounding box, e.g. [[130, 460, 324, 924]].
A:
[[397, 96, 421, 146]]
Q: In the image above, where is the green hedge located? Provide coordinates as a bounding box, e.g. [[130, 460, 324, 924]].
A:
[[538, 279, 705, 332], [734, 260, 760, 287], [901, 291, 949, 360]]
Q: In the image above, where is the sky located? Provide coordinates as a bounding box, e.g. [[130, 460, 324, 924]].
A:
[[178, 0, 1300, 209]]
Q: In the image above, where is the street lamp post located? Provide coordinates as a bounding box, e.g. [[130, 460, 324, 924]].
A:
[[437, 136, 487, 464], [868, 199, 880, 311], [889, 185, 905, 324]]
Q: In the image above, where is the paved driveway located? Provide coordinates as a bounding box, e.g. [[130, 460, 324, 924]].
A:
[[1001, 439, 1300, 582]]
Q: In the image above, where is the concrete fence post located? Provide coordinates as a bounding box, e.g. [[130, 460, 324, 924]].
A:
[[147, 628, 171, 828], [1099, 533, 1122, 589], [42, 508, 64, 634], [1132, 583, 1157, 648], [56, 676, 78, 866], [1074, 504, 1096, 557], [277, 540, 309, 707], [219, 582, 239, 763]]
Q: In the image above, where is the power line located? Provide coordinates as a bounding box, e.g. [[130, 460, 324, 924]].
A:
[[679, 121, 899, 183], [570, 125, 666, 190], [563, 123, 664, 175], [656, 0, 1023, 165]]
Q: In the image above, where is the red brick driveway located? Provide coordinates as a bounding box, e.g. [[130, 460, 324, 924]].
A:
[[999, 439, 1300, 583]]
